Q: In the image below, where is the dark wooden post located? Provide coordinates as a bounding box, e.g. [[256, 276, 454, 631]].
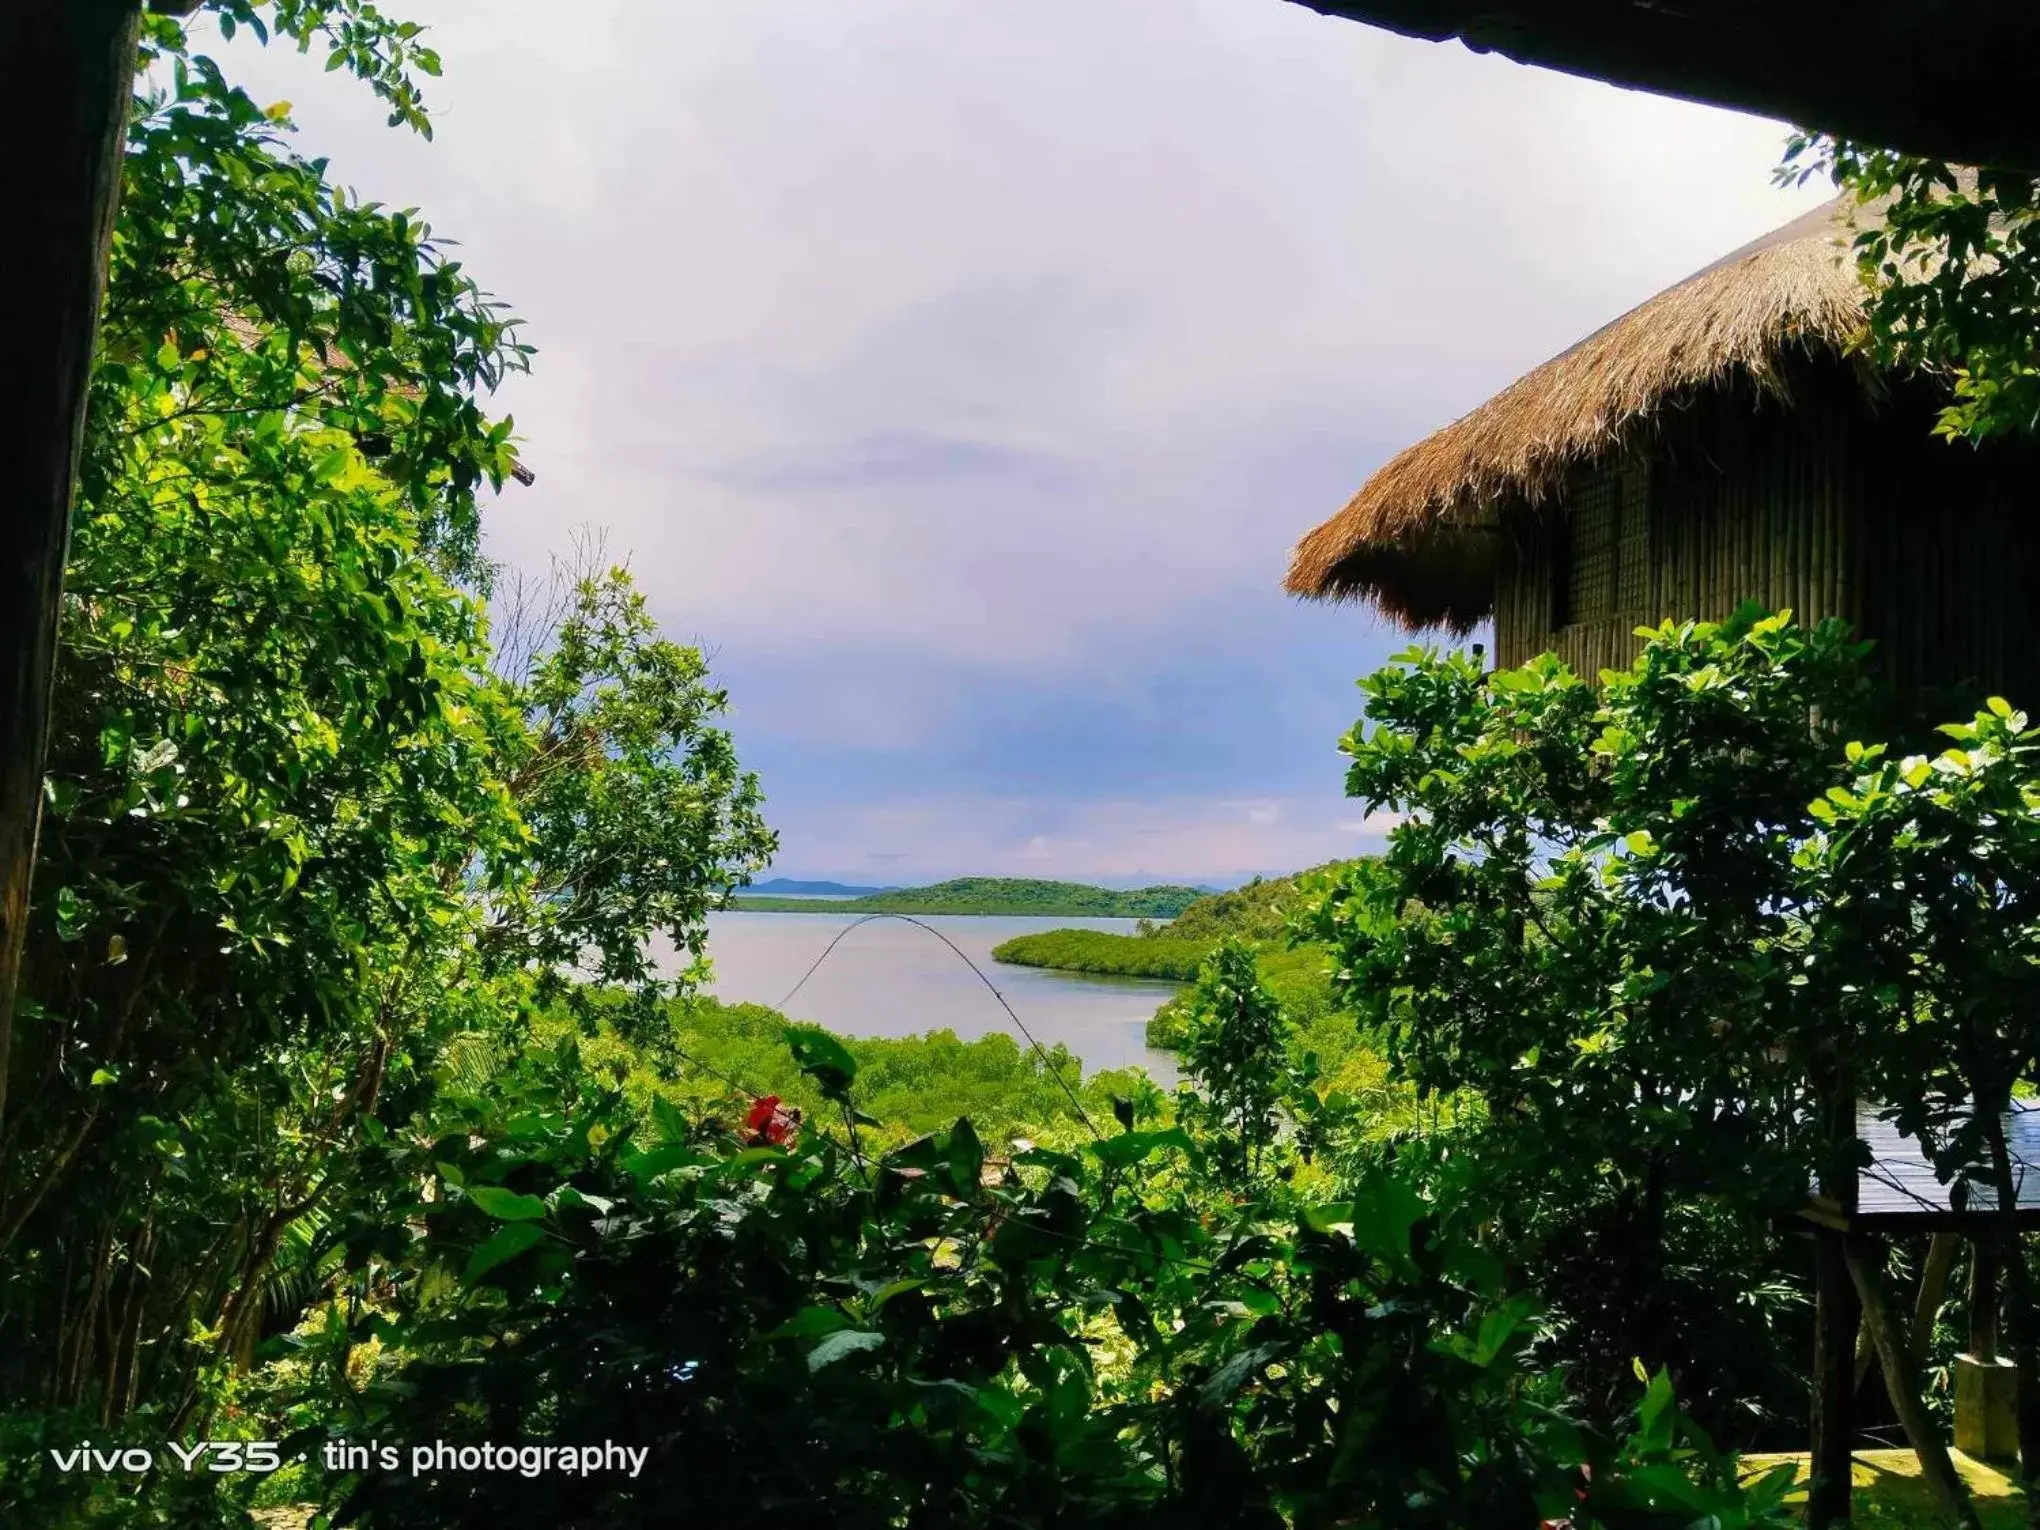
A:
[[1809, 1079, 1861, 1530], [0, 0, 146, 1125], [1811, 1224, 1860, 1528]]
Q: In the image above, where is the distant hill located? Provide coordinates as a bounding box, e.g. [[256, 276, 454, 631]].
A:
[[745, 878, 898, 897], [1152, 866, 1343, 943], [731, 876, 1210, 917], [989, 861, 1368, 1044]]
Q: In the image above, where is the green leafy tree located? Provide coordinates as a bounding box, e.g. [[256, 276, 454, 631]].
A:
[[483, 540, 776, 1030], [1804, 697, 2040, 1510], [1179, 938, 1291, 1186], [107, 8, 530, 584], [0, 15, 772, 1516], [1301, 607, 1876, 1432], [1782, 139, 2040, 442]]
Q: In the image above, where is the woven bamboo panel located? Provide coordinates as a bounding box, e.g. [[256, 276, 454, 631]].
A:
[[1563, 470, 1622, 625], [1492, 369, 2040, 705]]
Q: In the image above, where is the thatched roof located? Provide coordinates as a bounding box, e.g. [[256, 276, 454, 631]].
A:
[[1285, 196, 1868, 628]]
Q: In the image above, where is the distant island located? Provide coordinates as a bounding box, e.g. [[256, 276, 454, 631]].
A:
[[730, 876, 1212, 917], [990, 863, 1360, 1047], [744, 877, 899, 897]]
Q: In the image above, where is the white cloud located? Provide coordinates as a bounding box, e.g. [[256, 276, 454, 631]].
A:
[[1338, 811, 1405, 837], [763, 791, 1383, 885], [219, 0, 1835, 671], [208, 1, 1840, 878]]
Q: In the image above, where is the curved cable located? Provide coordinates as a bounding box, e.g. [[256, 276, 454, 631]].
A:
[[773, 913, 1101, 1137]]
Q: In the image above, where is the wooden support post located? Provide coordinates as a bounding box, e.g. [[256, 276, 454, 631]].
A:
[[1845, 1234, 1982, 1530], [1811, 1227, 1860, 1529], [1810, 1082, 1861, 1530], [0, 0, 145, 1126]]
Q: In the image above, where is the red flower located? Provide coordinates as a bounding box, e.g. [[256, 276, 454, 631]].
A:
[[744, 1095, 798, 1146]]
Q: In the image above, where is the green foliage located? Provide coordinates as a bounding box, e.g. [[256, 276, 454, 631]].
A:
[[993, 928, 1211, 981], [1158, 864, 1354, 944], [1802, 697, 2040, 1167], [1146, 942, 1349, 1052], [118, 10, 530, 581], [163, 2, 450, 141], [1781, 137, 2040, 441], [1178, 940, 1291, 1185], [559, 994, 1127, 1153], [1300, 604, 2040, 1475], [281, 1040, 1787, 1530], [0, 5, 773, 1489], [1797, 693, 2040, 1418], [736, 876, 1209, 917], [487, 551, 775, 1027], [990, 866, 1360, 1058], [1301, 607, 1876, 1433]]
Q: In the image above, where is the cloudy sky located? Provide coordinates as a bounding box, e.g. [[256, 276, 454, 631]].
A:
[[219, 0, 1835, 888]]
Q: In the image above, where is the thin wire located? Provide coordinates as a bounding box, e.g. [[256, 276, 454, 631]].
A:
[[773, 913, 1101, 1138]]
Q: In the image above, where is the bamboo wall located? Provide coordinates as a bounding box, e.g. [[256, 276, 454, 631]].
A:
[[1490, 364, 2040, 708]]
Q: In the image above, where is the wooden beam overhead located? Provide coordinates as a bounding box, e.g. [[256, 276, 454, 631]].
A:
[[0, 0, 149, 1128], [1288, 2, 2040, 172]]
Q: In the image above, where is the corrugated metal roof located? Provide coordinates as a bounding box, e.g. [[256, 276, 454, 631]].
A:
[[1855, 1101, 2040, 1227]]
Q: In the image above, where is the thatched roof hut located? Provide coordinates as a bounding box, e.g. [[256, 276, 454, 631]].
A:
[[1287, 196, 2040, 704]]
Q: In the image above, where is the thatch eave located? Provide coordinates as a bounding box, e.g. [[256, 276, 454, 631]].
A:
[[1287, 195, 1873, 623]]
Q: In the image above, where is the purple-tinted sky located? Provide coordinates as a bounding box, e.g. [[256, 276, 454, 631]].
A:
[[215, 0, 1836, 887]]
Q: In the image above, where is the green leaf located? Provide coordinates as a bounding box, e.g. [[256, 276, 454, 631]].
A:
[[463, 1222, 545, 1283], [785, 1025, 858, 1102], [1348, 1173, 1425, 1264], [1637, 1363, 1676, 1447], [1089, 1127, 1195, 1169], [867, 1278, 923, 1313], [1197, 1341, 1288, 1411], [1303, 1200, 1354, 1236], [945, 1117, 984, 1192], [651, 1095, 690, 1146], [465, 1185, 546, 1222], [806, 1329, 883, 1371], [1470, 1295, 1535, 1366], [763, 1306, 853, 1341], [624, 1142, 704, 1181]]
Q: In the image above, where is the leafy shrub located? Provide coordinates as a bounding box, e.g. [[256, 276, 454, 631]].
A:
[[307, 1034, 1790, 1530]]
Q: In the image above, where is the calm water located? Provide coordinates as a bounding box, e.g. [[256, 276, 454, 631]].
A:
[[690, 913, 1182, 1084]]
